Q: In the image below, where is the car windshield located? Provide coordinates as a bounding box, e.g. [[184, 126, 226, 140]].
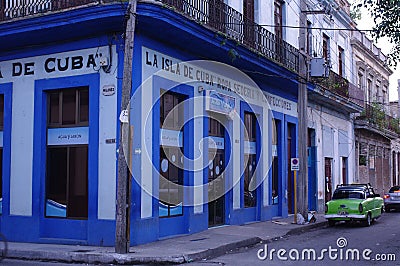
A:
[[332, 190, 365, 200], [389, 186, 400, 193]]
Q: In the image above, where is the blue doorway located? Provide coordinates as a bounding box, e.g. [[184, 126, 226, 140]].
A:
[[308, 128, 317, 211]]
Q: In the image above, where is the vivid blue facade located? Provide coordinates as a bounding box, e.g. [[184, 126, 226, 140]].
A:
[[0, 3, 126, 246], [0, 1, 302, 246], [128, 2, 301, 245]]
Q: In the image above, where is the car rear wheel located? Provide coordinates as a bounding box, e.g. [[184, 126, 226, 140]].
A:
[[363, 213, 372, 227], [385, 206, 391, 212]]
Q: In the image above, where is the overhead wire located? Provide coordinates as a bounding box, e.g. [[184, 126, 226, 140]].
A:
[[280, 0, 390, 89], [121, 0, 393, 103], [310, 107, 357, 158], [241, 68, 399, 109], [216, 20, 378, 32], [249, 0, 359, 84], [288, 0, 364, 81]]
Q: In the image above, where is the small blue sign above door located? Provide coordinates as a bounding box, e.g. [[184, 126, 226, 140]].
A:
[[206, 91, 235, 115]]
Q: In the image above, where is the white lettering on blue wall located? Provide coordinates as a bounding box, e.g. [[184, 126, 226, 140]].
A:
[[1, 53, 100, 78]]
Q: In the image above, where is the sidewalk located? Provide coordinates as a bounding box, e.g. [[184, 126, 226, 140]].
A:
[[5, 214, 327, 265]]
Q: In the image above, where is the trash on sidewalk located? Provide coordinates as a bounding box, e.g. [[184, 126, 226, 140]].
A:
[[308, 211, 317, 223], [297, 213, 305, 225], [272, 221, 289, 225]]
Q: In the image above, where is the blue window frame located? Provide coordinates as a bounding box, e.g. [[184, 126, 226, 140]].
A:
[[33, 73, 99, 241], [159, 90, 185, 217], [45, 87, 89, 219], [271, 118, 280, 205], [244, 111, 257, 208]]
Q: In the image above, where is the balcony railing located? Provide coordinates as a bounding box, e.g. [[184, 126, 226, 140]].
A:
[[161, 0, 299, 73], [0, 0, 114, 21], [357, 103, 400, 135], [311, 71, 365, 107], [1, 0, 300, 73]]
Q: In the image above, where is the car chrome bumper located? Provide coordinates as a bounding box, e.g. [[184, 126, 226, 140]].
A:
[[384, 202, 400, 205], [325, 214, 366, 219]]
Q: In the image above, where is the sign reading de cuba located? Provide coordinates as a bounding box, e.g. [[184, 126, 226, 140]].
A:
[[0, 46, 111, 79]]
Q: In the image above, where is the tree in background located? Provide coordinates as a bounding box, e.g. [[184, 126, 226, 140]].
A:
[[350, 3, 362, 22], [360, 0, 400, 68]]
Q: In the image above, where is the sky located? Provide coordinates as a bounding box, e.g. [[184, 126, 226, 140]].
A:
[[353, 5, 399, 101]]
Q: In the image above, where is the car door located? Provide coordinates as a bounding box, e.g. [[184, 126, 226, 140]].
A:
[[364, 189, 375, 216], [369, 188, 381, 218]]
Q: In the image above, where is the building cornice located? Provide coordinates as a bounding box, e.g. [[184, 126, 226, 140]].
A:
[[351, 38, 393, 76]]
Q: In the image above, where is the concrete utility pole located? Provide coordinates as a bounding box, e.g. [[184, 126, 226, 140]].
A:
[[116, 0, 137, 254], [297, 0, 309, 220]]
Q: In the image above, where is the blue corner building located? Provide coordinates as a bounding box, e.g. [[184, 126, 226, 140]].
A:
[[0, 0, 305, 246]]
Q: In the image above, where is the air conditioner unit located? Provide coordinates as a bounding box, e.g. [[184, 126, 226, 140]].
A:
[[310, 57, 329, 77]]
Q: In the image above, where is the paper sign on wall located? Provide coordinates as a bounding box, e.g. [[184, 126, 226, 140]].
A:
[[47, 127, 89, 146], [208, 136, 225, 150], [244, 141, 256, 154], [160, 129, 183, 147]]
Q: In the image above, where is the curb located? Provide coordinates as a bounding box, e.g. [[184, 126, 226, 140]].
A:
[[183, 237, 262, 263], [7, 237, 261, 265], [6, 249, 188, 265], [184, 222, 328, 264], [284, 221, 328, 236], [5, 238, 263, 265], [4, 222, 327, 265]]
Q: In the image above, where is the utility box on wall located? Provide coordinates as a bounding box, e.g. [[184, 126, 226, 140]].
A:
[[310, 57, 329, 77]]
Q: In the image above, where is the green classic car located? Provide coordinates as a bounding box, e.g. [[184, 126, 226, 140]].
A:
[[325, 184, 384, 227]]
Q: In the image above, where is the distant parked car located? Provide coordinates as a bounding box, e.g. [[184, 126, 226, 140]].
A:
[[325, 184, 384, 227], [384, 186, 400, 212]]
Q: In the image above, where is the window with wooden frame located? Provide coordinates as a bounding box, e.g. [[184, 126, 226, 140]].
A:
[[367, 76, 373, 103], [243, 0, 255, 44], [274, 0, 284, 60], [159, 91, 185, 217], [376, 80, 381, 102], [271, 119, 279, 205], [244, 112, 257, 208], [45, 87, 89, 219], [338, 46, 344, 77], [358, 69, 364, 90], [322, 34, 330, 62], [307, 20, 313, 56], [209, 117, 224, 137], [209, 0, 225, 33], [274, 0, 283, 40], [48, 88, 89, 127]]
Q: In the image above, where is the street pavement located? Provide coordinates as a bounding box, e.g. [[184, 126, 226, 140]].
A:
[[1, 259, 76, 265], [185, 212, 400, 265], [2, 214, 327, 265]]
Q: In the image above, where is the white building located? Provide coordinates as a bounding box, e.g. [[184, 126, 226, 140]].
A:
[[305, 0, 362, 211]]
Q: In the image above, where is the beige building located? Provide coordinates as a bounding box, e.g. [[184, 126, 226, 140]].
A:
[[351, 31, 397, 195], [390, 80, 400, 186]]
